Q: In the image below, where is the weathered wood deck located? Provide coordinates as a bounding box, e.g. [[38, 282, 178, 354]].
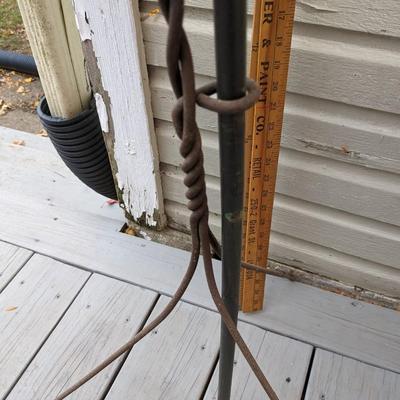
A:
[[0, 126, 400, 399]]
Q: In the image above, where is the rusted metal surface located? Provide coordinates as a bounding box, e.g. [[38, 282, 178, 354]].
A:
[[55, 2, 279, 399]]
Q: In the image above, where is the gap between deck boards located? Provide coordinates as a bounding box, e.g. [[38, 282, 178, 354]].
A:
[[1, 232, 400, 379], [1, 252, 316, 399], [2, 249, 400, 399], [0, 127, 399, 377]]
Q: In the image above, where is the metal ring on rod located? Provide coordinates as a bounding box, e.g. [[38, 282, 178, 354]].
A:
[[197, 78, 260, 114]]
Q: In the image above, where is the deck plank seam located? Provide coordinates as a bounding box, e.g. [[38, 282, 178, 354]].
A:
[[308, 346, 400, 377], [300, 347, 316, 400], [2, 268, 93, 400], [0, 241, 398, 377], [0, 250, 34, 296], [99, 293, 162, 400], [199, 351, 220, 399]]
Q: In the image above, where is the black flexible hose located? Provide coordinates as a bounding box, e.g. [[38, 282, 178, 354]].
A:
[[0, 50, 38, 76], [37, 97, 118, 200], [1, 51, 116, 199]]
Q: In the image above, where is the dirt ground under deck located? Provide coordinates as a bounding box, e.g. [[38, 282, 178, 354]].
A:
[[0, 0, 44, 134], [0, 69, 43, 134]]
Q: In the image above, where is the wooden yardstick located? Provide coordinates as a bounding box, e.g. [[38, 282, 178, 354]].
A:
[[240, 0, 296, 312]]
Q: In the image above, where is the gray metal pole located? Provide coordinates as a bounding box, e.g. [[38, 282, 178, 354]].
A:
[[213, 1, 247, 399]]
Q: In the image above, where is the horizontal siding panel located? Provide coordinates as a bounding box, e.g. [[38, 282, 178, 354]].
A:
[[144, 0, 400, 38], [150, 69, 400, 174], [276, 150, 400, 227], [288, 32, 400, 114], [141, 13, 400, 113], [165, 200, 400, 297], [294, 0, 400, 38], [282, 94, 400, 175], [156, 120, 400, 226], [161, 166, 400, 269], [142, 2, 400, 296], [272, 196, 400, 270], [270, 232, 400, 297]]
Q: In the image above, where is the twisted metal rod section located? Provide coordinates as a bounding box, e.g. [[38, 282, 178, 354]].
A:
[[163, 2, 278, 398], [55, 1, 278, 399]]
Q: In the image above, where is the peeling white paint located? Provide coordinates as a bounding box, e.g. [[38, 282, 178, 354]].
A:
[[73, 0, 164, 226], [74, 7, 91, 41], [94, 93, 109, 133], [140, 230, 152, 241], [126, 139, 137, 155]]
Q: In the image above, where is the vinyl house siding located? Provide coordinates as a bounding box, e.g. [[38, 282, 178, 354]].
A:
[[139, 0, 400, 298]]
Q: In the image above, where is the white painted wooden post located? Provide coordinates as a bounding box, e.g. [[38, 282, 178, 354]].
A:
[[72, 0, 166, 228]]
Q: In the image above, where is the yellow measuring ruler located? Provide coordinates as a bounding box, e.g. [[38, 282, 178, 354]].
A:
[[240, 0, 296, 312]]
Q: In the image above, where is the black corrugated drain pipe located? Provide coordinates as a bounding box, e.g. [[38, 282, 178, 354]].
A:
[[37, 97, 118, 200], [1, 51, 116, 199], [0, 50, 38, 76]]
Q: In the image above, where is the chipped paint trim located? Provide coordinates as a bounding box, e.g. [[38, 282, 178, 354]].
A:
[[94, 93, 109, 133], [74, 7, 91, 41], [73, 0, 165, 227]]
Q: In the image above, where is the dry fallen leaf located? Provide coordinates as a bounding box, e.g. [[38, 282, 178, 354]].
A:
[[32, 98, 40, 108], [141, 7, 160, 21], [5, 306, 18, 312], [16, 85, 25, 93], [341, 145, 350, 154], [148, 7, 160, 16], [106, 199, 118, 205], [35, 129, 48, 137], [124, 226, 137, 236], [12, 139, 26, 146], [0, 100, 12, 116], [24, 77, 33, 83]]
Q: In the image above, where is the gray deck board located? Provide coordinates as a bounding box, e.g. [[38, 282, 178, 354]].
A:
[[0, 242, 32, 291], [0, 250, 397, 399], [305, 349, 400, 400], [205, 322, 313, 400], [7, 273, 157, 400], [0, 191, 399, 374], [0, 126, 124, 222], [0, 254, 89, 399], [1, 125, 400, 397], [106, 296, 220, 399]]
